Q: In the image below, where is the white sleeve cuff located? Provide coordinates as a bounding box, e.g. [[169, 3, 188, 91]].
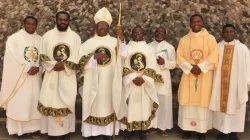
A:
[[41, 61, 57, 72], [119, 41, 127, 58], [179, 61, 193, 75], [25, 65, 31, 73], [24, 63, 40, 73], [197, 61, 213, 74]]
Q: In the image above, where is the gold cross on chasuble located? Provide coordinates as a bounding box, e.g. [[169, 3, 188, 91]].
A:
[[56, 117, 64, 127]]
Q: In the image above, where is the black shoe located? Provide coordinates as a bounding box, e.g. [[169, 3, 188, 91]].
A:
[[182, 131, 192, 139], [83, 136, 93, 140], [103, 136, 112, 140], [15, 135, 23, 140], [124, 131, 133, 140], [27, 131, 41, 139], [216, 132, 229, 140], [139, 131, 147, 140], [139, 135, 147, 140], [62, 134, 70, 140], [124, 136, 132, 140], [229, 132, 239, 140], [84, 137, 93, 140], [48, 136, 60, 140], [196, 132, 205, 140]]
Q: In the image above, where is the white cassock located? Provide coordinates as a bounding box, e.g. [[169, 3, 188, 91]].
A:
[[149, 40, 176, 130], [79, 34, 126, 137], [38, 27, 81, 136], [209, 40, 250, 133], [119, 41, 162, 131], [0, 29, 42, 136]]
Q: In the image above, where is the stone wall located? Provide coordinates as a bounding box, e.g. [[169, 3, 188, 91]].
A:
[[0, 0, 250, 119]]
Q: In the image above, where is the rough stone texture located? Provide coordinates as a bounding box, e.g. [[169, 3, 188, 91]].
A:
[[0, 0, 250, 120]]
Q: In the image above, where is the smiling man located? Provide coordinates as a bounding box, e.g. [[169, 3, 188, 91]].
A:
[[0, 16, 41, 140], [146, 27, 176, 137], [176, 14, 218, 140], [78, 7, 125, 140], [119, 26, 163, 140], [209, 24, 250, 140], [38, 11, 81, 140]]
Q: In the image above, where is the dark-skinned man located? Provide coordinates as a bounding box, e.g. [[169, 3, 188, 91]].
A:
[[78, 7, 125, 140], [146, 27, 176, 137], [176, 14, 218, 140], [0, 16, 42, 140], [209, 24, 250, 140], [119, 26, 163, 140], [38, 11, 81, 140]]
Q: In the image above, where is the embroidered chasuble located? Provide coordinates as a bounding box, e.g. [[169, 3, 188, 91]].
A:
[[177, 28, 218, 133], [79, 35, 118, 124], [119, 41, 163, 131], [38, 27, 81, 136], [79, 34, 125, 137], [0, 29, 42, 135], [38, 27, 80, 117], [177, 28, 218, 108]]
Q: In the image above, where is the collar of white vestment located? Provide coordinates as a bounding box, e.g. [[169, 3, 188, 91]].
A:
[[128, 40, 147, 46], [20, 29, 38, 36], [222, 39, 239, 45], [53, 26, 72, 34], [153, 40, 167, 46], [93, 34, 111, 40]]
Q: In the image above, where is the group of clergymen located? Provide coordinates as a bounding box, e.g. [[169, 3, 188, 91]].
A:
[[0, 6, 250, 140]]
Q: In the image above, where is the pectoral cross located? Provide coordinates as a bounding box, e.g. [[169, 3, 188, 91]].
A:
[[56, 117, 64, 127]]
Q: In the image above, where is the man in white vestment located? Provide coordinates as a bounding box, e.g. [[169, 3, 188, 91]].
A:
[[209, 24, 250, 140], [38, 11, 81, 140], [0, 16, 42, 140], [146, 27, 176, 137], [79, 7, 125, 140], [119, 26, 163, 140]]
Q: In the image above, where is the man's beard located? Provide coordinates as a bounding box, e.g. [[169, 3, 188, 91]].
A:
[[56, 24, 69, 31]]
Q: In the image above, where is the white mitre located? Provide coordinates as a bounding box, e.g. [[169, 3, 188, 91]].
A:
[[94, 7, 112, 26]]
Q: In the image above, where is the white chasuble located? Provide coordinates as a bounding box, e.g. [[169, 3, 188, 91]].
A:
[[149, 40, 176, 130], [0, 29, 42, 135], [119, 41, 163, 131], [209, 40, 250, 133], [79, 35, 124, 136], [38, 27, 81, 136]]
